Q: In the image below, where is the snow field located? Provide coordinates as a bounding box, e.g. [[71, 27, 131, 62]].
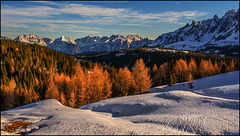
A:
[[1, 71, 239, 135]]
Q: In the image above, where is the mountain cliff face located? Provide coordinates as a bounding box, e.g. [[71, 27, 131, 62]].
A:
[[9, 9, 239, 56], [148, 9, 239, 51]]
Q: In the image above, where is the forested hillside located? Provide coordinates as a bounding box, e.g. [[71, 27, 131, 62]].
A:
[[78, 47, 239, 69], [1, 38, 239, 111], [0, 39, 117, 110]]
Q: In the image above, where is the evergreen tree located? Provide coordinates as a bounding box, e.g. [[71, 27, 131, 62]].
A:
[[221, 63, 228, 73]]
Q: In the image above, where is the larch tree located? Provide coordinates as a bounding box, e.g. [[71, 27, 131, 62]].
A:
[[168, 74, 174, 86], [101, 70, 112, 99], [151, 64, 160, 87], [188, 58, 198, 78], [172, 60, 182, 82], [72, 62, 87, 107], [132, 58, 152, 94], [207, 59, 215, 76], [176, 59, 189, 82], [199, 59, 210, 78], [161, 62, 170, 85], [3, 78, 17, 109], [44, 69, 60, 101], [228, 60, 235, 72], [187, 73, 194, 89], [114, 67, 136, 96], [213, 61, 220, 75], [86, 64, 112, 102], [60, 92, 67, 106]]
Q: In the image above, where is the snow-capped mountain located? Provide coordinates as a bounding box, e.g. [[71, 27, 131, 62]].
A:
[[47, 36, 82, 55], [148, 9, 239, 51], [10, 9, 239, 56], [13, 34, 152, 55], [75, 34, 152, 53], [14, 34, 50, 46]]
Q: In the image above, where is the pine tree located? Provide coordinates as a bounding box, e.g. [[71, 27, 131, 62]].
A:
[[151, 64, 160, 87], [132, 59, 152, 94]]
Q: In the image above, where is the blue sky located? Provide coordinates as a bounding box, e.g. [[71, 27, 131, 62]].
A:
[[1, 1, 239, 39]]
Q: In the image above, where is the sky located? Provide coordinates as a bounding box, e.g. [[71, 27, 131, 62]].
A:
[[1, 1, 239, 40]]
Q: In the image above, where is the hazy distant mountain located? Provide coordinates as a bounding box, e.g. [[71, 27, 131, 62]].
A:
[[75, 34, 152, 53], [1, 36, 12, 39], [47, 36, 82, 55], [148, 9, 239, 52]]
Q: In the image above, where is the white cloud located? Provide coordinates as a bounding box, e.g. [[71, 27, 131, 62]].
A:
[[1, 2, 210, 37], [2, 5, 59, 17], [68, 30, 99, 34], [1, 3, 209, 24]]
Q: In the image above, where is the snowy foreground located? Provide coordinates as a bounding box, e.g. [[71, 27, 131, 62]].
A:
[[1, 71, 239, 135]]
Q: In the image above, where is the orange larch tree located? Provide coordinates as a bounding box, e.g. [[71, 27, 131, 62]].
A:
[[132, 58, 152, 94], [114, 67, 136, 96]]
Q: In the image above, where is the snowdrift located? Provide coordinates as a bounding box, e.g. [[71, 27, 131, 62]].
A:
[[1, 71, 239, 135]]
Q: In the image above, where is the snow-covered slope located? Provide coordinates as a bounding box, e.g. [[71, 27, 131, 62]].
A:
[[148, 9, 239, 51], [1, 71, 239, 135]]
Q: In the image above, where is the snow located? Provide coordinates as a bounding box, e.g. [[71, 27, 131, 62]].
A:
[[115, 52, 126, 56], [1, 71, 239, 135]]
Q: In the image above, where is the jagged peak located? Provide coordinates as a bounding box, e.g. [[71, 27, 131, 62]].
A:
[[222, 9, 236, 19], [213, 15, 218, 20], [127, 34, 140, 37], [88, 34, 94, 37], [191, 20, 199, 26]]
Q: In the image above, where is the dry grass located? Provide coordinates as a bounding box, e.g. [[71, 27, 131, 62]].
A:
[[2, 120, 32, 133]]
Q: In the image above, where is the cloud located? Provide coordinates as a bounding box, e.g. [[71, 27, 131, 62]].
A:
[[1, 3, 209, 24], [120, 24, 155, 27], [2, 5, 59, 17], [1, 2, 210, 37], [68, 30, 99, 33], [61, 4, 130, 17]]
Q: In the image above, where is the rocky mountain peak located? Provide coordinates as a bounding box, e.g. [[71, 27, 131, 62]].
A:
[[14, 34, 47, 46], [213, 15, 219, 22], [222, 9, 236, 19]]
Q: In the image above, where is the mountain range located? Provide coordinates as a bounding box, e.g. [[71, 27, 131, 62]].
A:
[[2, 9, 239, 56]]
